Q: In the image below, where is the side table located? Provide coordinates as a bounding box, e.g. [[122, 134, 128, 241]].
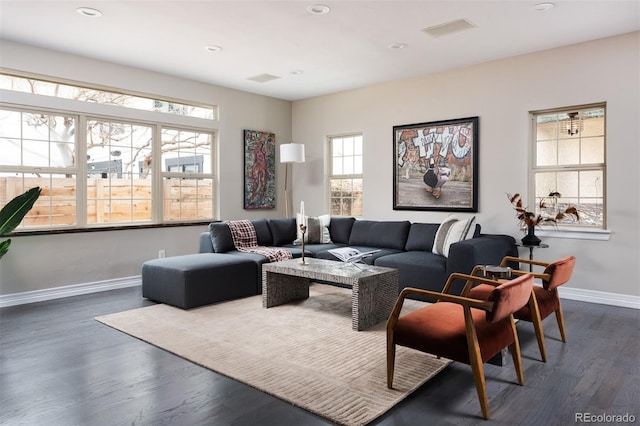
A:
[[481, 265, 512, 279], [516, 242, 549, 271]]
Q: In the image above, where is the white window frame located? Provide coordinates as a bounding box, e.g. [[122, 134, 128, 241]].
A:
[[328, 133, 363, 217], [1, 72, 217, 120], [0, 75, 218, 232], [530, 103, 609, 241]]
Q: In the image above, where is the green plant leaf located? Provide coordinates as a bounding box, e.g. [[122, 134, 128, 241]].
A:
[[0, 239, 10, 260], [0, 187, 42, 236]]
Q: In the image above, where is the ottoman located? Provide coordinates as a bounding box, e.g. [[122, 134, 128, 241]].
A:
[[142, 253, 257, 309]]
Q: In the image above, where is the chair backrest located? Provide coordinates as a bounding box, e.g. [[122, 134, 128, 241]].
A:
[[486, 274, 534, 324], [543, 256, 576, 290]]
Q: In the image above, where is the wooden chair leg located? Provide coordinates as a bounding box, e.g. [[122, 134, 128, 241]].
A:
[[555, 299, 567, 343], [464, 309, 489, 420], [469, 347, 489, 420], [386, 334, 396, 389], [508, 316, 525, 385], [528, 294, 547, 362]]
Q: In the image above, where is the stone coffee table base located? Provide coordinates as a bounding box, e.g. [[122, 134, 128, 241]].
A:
[[262, 258, 399, 331]]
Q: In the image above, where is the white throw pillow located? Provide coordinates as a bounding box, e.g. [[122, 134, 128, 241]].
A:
[[294, 213, 332, 244], [432, 215, 476, 257], [432, 215, 459, 256]]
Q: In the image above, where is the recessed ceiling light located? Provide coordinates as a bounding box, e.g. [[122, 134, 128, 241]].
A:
[[306, 4, 330, 15], [388, 43, 407, 50], [532, 2, 555, 11], [77, 7, 102, 17], [204, 45, 223, 53], [290, 70, 304, 75]]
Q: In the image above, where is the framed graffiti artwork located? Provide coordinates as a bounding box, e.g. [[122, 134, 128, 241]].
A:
[[244, 129, 276, 209], [393, 117, 478, 212]]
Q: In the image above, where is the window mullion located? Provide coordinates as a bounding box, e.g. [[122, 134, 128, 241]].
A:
[[152, 123, 163, 223], [76, 114, 87, 227]]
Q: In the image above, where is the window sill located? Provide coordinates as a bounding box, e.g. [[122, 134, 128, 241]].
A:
[[8, 221, 213, 238], [536, 227, 610, 241]]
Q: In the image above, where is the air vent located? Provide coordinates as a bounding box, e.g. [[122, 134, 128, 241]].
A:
[[247, 73, 281, 83], [422, 19, 476, 38]]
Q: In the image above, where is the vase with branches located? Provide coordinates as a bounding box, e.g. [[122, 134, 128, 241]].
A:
[[508, 192, 580, 245]]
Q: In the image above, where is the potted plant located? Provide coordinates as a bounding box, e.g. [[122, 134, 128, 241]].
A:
[[508, 192, 579, 245], [0, 187, 42, 260]]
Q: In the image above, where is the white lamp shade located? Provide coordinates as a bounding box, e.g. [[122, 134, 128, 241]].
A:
[[280, 143, 305, 163]]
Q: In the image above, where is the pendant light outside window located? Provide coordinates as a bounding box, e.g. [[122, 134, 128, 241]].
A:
[[563, 112, 583, 136]]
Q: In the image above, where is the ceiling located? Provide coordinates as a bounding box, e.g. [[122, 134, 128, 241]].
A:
[[1, 1, 638, 101]]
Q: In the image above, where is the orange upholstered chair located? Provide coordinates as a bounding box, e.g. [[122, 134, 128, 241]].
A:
[[466, 255, 576, 362], [386, 272, 534, 420]]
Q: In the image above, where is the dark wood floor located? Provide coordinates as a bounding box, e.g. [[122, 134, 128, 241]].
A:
[[1, 286, 638, 426]]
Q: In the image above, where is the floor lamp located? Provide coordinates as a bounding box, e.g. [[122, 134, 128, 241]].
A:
[[280, 143, 305, 218]]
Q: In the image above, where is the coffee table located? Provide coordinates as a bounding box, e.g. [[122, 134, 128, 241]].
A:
[[262, 258, 399, 331]]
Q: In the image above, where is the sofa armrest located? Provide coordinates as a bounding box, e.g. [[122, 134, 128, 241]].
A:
[[199, 232, 214, 253], [445, 234, 518, 294]]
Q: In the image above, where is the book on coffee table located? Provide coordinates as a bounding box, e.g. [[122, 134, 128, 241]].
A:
[[328, 247, 381, 263]]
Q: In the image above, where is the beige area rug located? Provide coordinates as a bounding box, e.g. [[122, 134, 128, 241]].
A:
[[96, 284, 450, 426]]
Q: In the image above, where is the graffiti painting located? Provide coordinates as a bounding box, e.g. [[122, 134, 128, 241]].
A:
[[393, 117, 478, 212], [244, 130, 276, 209]]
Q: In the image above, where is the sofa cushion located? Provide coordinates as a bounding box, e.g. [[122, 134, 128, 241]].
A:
[[268, 218, 297, 245], [405, 223, 439, 252], [210, 220, 273, 253], [142, 253, 258, 308], [349, 220, 411, 250], [328, 216, 356, 244], [209, 222, 235, 253], [251, 219, 273, 246], [375, 250, 448, 294]]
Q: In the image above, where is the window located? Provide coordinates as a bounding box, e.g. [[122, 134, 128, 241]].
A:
[[329, 134, 363, 217], [1, 73, 216, 120], [0, 109, 79, 227], [0, 74, 217, 231], [86, 119, 154, 224], [531, 103, 606, 229], [160, 128, 213, 221]]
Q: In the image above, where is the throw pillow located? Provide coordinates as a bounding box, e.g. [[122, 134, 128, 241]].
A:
[[432, 215, 459, 256], [433, 215, 476, 257], [294, 213, 332, 244]]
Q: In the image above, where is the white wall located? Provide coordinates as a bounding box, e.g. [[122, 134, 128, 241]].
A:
[[2, 34, 638, 301], [292, 32, 640, 298], [0, 41, 292, 295]]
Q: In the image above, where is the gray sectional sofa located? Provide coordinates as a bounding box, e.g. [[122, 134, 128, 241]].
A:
[[143, 216, 517, 309]]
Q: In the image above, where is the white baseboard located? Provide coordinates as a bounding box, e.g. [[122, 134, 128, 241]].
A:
[[0, 276, 141, 308], [560, 287, 640, 310], [1, 276, 637, 310]]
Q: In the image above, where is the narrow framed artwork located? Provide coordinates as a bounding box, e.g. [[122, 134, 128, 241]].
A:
[[244, 129, 276, 209], [393, 117, 478, 212]]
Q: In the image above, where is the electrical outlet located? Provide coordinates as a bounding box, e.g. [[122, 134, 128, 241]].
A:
[[159, 249, 166, 258]]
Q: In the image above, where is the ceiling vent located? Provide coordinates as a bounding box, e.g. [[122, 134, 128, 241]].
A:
[[422, 18, 476, 38], [247, 73, 281, 83]]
